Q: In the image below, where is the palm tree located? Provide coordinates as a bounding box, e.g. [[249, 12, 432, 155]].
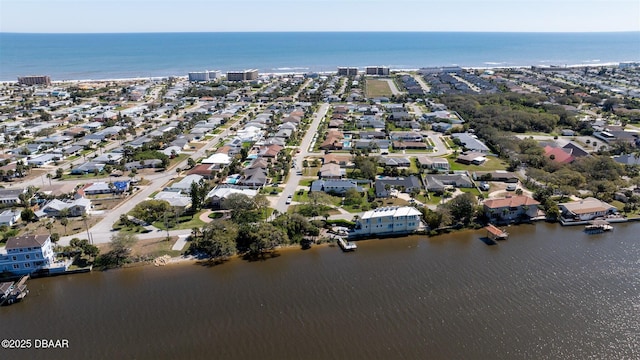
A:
[[46, 173, 52, 186]]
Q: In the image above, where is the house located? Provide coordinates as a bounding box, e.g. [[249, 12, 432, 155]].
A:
[[544, 145, 574, 164], [154, 191, 192, 211], [472, 171, 519, 183], [392, 141, 430, 150], [323, 153, 352, 167], [483, 195, 540, 223], [378, 157, 411, 167], [0, 210, 21, 226], [389, 131, 423, 142], [375, 176, 422, 198], [319, 130, 344, 150], [71, 162, 105, 175], [425, 174, 474, 193], [0, 234, 61, 276], [166, 175, 204, 193], [37, 197, 92, 217], [451, 133, 490, 153], [456, 152, 488, 165], [27, 154, 59, 167], [258, 144, 284, 159], [124, 159, 163, 170], [559, 197, 618, 221], [417, 156, 450, 172], [83, 181, 129, 195], [206, 186, 258, 209], [350, 206, 422, 237], [201, 153, 232, 168], [310, 180, 364, 195], [613, 153, 640, 166], [0, 189, 26, 205], [239, 167, 269, 188], [318, 163, 345, 180]]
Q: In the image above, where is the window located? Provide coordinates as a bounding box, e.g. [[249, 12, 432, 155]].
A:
[[25, 254, 30, 260], [12, 256, 16, 261], [25, 263, 30, 268], [13, 264, 19, 269]]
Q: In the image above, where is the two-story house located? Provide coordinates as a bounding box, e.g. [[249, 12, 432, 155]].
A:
[[351, 206, 422, 237], [0, 235, 56, 276]]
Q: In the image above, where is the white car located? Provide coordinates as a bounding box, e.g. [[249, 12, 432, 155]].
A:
[[285, 195, 293, 204]]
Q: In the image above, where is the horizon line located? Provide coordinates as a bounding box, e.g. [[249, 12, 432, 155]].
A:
[[2, 30, 639, 35]]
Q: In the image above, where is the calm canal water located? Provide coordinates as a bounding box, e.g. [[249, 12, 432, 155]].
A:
[[1, 222, 638, 359]]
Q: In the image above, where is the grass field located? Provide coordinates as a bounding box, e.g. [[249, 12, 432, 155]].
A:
[[366, 79, 393, 98]]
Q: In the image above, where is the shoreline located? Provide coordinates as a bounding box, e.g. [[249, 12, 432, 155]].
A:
[[0, 62, 630, 84]]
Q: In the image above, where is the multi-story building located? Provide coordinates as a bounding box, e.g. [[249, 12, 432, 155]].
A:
[[351, 206, 422, 237], [366, 66, 390, 76], [337, 67, 358, 76], [227, 69, 259, 81], [0, 235, 56, 276], [17, 75, 51, 86], [188, 70, 221, 82], [188, 72, 210, 82]]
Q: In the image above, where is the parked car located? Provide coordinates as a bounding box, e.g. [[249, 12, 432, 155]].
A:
[[480, 182, 490, 191], [285, 195, 293, 204], [506, 184, 517, 191]]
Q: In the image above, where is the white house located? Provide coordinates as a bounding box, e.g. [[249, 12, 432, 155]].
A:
[[166, 175, 204, 194], [0, 235, 62, 276], [350, 206, 422, 237], [559, 197, 618, 221]]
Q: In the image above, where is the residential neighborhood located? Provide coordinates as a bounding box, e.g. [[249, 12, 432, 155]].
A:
[[1, 62, 640, 276]]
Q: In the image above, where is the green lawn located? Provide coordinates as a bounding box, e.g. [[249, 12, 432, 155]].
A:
[[365, 79, 393, 98], [152, 211, 206, 230]]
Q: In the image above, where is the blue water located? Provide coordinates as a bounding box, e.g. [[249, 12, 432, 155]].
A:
[[1, 32, 639, 81]]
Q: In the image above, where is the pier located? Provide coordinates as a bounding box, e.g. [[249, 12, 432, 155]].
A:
[[336, 237, 357, 252], [0, 275, 29, 306], [485, 224, 509, 241]]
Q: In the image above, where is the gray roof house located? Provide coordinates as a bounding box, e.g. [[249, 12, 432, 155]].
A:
[[375, 176, 422, 198], [425, 174, 474, 193], [310, 180, 364, 195]]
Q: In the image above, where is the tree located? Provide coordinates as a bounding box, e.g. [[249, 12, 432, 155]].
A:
[[189, 220, 238, 262], [21, 208, 35, 222], [343, 188, 362, 206], [237, 223, 288, 257], [60, 217, 69, 235], [190, 179, 211, 213], [55, 167, 64, 178], [187, 157, 196, 169], [130, 199, 171, 224], [222, 193, 265, 224], [443, 192, 477, 225], [96, 233, 138, 269]]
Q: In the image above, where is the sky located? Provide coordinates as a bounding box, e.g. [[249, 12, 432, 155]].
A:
[[1, 0, 639, 33]]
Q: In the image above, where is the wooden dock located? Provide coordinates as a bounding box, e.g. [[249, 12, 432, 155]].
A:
[[485, 224, 509, 241], [0, 275, 29, 306]]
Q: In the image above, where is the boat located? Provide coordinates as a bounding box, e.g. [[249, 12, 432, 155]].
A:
[[336, 236, 357, 252], [0, 275, 29, 306], [584, 219, 613, 233]]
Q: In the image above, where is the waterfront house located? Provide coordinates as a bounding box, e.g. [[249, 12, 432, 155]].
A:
[[483, 195, 540, 223], [0, 234, 61, 276], [559, 197, 618, 221], [351, 206, 422, 237]]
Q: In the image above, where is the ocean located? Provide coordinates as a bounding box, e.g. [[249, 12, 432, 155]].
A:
[[1, 32, 639, 81]]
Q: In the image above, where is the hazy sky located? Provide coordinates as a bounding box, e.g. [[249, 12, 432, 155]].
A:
[[1, 0, 639, 33]]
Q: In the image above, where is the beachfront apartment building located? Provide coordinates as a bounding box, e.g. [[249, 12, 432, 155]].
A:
[[337, 67, 359, 76], [0, 235, 56, 276], [366, 66, 390, 76], [18, 75, 51, 86], [351, 206, 422, 237], [188, 70, 221, 82], [227, 69, 259, 82]]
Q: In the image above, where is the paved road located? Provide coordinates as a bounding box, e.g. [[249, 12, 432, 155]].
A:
[[59, 104, 258, 246], [383, 78, 402, 96], [272, 102, 329, 215]]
